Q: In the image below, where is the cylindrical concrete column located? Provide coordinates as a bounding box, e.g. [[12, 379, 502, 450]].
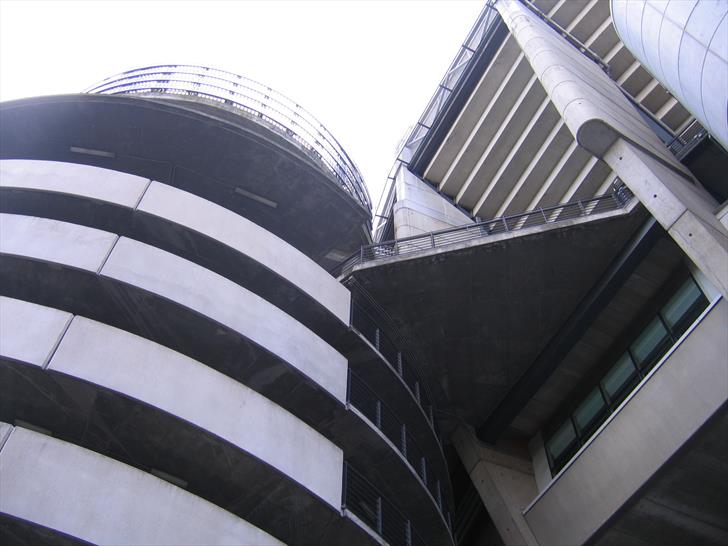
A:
[[611, 0, 728, 150]]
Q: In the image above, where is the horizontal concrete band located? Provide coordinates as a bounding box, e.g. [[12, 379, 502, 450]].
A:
[[0, 159, 352, 339], [0, 95, 370, 266], [0, 295, 450, 544], [0, 212, 347, 405], [0, 295, 343, 508], [0, 425, 282, 546]]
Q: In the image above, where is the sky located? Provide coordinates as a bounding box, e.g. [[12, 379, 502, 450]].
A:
[[0, 0, 484, 210]]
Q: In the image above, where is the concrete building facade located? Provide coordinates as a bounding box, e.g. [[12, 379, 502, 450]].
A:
[[1, 1, 727, 545]]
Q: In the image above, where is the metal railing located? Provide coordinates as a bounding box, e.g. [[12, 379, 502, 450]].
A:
[[84, 65, 371, 211], [667, 119, 709, 158], [348, 370, 448, 521], [343, 462, 433, 546], [337, 183, 633, 277], [351, 303, 438, 435]]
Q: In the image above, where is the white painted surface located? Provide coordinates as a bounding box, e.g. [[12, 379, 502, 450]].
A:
[[100, 236, 348, 403], [0, 296, 72, 368], [49, 316, 344, 508], [611, 0, 728, 150], [0, 159, 149, 206], [0, 426, 282, 545], [0, 213, 117, 272]]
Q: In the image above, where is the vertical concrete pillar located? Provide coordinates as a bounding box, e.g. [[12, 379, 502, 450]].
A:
[[453, 426, 539, 546], [496, 0, 728, 298], [604, 138, 728, 296]]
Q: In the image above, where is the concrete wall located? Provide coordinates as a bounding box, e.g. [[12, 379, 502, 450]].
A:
[[0, 425, 282, 546], [0, 296, 344, 508], [0, 213, 348, 403], [101, 236, 348, 403], [393, 167, 473, 239], [453, 427, 539, 546], [523, 298, 728, 545], [0, 159, 352, 326]]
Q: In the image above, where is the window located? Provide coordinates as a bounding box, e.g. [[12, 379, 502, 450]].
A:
[[573, 387, 607, 437], [546, 419, 578, 471], [630, 317, 670, 371], [543, 275, 709, 475], [601, 352, 638, 407]]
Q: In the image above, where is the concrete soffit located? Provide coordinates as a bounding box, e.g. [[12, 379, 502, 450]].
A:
[[495, 0, 692, 183]]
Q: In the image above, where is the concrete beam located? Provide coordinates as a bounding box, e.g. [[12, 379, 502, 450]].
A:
[[453, 426, 538, 546]]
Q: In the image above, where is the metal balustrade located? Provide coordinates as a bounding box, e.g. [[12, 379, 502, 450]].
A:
[[343, 462, 433, 546], [667, 119, 709, 158], [350, 302, 439, 440], [84, 65, 371, 211], [337, 183, 633, 277], [348, 370, 448, 519]]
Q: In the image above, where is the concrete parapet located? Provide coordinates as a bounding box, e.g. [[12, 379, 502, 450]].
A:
[[0, 426, 282, 546]]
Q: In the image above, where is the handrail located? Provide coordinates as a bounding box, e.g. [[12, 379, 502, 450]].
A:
[[84, 64, 372, 211], [343, 461, 440, 546], [350, 302, 439, 436], [348, 370, 449, 521], [336, 182, 633, 277]]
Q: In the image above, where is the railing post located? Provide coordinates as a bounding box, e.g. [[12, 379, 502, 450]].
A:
[[401, 423, 407, 457], [342, 461, 348, 510], [376, 496, 383, 536], [346, 369, 352, 403], [577, 200, 587, 216], [359, 245, 364, 265], [502, 217, 509, 231], [540, 207, 548, 223], [430, 232, 435, 248]]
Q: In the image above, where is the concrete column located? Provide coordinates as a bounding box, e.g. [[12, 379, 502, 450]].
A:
[[496, 0, 728, 299], [393, 168, 473, 239], [604, 138, 728, 296], [453, 426, 539, 546]]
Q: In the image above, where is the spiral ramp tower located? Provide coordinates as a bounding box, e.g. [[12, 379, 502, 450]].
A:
[[0, 66, 454, 546]]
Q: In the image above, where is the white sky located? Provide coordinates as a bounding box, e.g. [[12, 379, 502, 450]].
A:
[[0, 0, 484, 209]]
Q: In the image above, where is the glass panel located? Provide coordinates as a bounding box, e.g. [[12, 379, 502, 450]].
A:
[[601, 353, 638, 402], [573, 388, 607, 434], [630, 317, 669, 368], [546, 419, 577, 463], [661, 277, 703, 330]]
